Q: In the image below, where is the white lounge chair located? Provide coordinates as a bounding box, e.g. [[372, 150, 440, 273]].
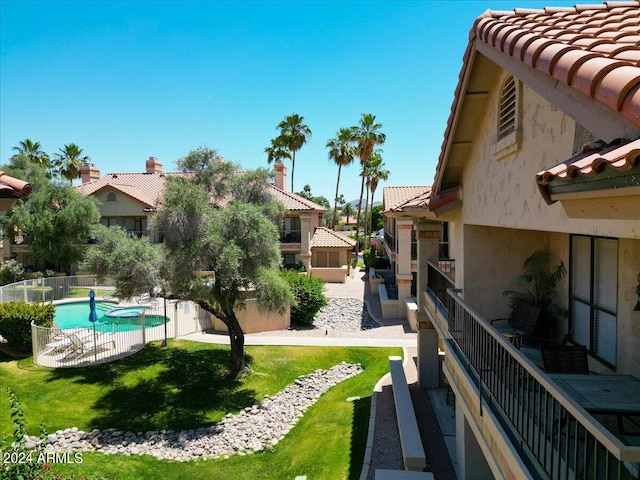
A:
[[41, 329, 93, 356], [65, 333, 114, 359]]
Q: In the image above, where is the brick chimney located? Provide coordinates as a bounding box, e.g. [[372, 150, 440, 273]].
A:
[[146, 157, 163, 174], [274, 160, 287, 191], [80, 164, 101, 184]]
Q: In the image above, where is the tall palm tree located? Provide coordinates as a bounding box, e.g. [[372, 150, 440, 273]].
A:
[[12, 138, 50, 169], [264, 137, 291, 165], [341, 202, 354, 225], [326, 127, 355, 229], [54, 143, 90, 184], [353, 114, 385, 252], [276, 114, 311, 192], [366, 153, 389, 245]]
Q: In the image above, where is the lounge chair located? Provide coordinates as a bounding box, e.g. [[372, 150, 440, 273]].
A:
[[137, 293, 158, 306], [41, 328, 93, 356], [65, 333, 114, 359]]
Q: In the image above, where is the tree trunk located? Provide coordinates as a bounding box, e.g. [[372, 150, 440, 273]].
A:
[[363, 181, 370, 250], [291, 150, 296, 193], [198, 301, 246, 377], [355, 166, 366, 253], [332, 165, 342, 229]]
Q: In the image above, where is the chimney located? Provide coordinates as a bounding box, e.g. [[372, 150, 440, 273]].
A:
[[274, 160, 287, 191], [146, 157, 163, 174], [80, 164, 101, 184]]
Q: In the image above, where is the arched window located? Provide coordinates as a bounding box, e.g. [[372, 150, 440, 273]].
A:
[[106, 192, 117, 202], [498, 76, 517, 140]]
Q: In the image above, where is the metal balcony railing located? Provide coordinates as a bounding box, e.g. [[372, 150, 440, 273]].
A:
[[429, 284, 640, 480], [384, 231, 395, 252], [427, 261, 455, 313], [279, 231, 302, 243]]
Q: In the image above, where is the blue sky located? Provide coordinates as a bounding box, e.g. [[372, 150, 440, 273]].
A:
[[1, 0, 571, 203]]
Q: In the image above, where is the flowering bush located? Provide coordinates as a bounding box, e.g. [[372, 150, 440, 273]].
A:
[[280, 270, 327, 326], [0, 259, 24, 285]]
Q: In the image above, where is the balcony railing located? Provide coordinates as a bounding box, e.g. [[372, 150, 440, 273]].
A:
[[384, 231, 396, 251], [279, 231, 301, 243], [427, 261, 455, 313], [432, 286, 640, 479]]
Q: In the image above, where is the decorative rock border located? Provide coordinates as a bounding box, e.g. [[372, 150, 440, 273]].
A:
[[27, 362, 363, 462]]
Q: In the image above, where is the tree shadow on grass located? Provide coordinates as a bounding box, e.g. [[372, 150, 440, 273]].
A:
[[348, 396, 371, 480], [45, 344, 258, 432]]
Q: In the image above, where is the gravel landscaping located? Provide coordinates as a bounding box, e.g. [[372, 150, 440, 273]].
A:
[[311, 298, 380, 331]]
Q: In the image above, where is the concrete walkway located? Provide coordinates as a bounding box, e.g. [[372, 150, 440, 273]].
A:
[[181, 269, 457, 479]]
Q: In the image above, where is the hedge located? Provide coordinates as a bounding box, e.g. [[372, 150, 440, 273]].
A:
[[280, 270, 327, 326], [0, 302, 55, 352]]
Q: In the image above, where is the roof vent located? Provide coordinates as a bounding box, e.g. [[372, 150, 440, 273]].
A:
[[498, 76, 517, 140]]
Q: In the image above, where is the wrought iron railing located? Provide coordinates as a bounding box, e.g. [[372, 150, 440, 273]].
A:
[[439, 288, 640, 479], [279, 231, 302, 243], [427, 261, 455, 313], [384, 231, 396, 252]]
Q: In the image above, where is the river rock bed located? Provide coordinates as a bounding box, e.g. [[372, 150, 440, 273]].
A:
[[313, 298, 379, 331], [26, 362, 363, 462]]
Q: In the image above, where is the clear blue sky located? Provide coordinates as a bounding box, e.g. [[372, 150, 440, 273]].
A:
[[1, 0, 572, 203]]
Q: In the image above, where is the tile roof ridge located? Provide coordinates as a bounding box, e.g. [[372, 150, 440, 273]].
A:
[[269, 184, 328, 211]]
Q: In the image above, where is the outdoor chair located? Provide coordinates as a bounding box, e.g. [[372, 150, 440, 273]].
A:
[[65, 333, 114, 359], [541, 345, 589, 374], [41, 328, 93, 356], [491, 302, 542, 346], [137, 293, 158, 306]]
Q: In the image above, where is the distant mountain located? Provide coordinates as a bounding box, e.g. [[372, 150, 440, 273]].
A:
[[347, 199, 382, 208]]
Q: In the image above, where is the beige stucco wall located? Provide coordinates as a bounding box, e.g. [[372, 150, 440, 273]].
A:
[[210, 298, 290, 334], [93, 189, 149, 217], [614, 238, 640, 375], [459, 72, 640, 240], [310, 266, 348, 283]]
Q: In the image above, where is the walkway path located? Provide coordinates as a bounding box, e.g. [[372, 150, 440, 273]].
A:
[[182, 268, 457, 479]]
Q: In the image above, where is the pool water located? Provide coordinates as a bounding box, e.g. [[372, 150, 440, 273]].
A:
[[54, 301, 168, 332]]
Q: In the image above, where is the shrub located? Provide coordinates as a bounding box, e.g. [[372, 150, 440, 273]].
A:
[[281, 270, 327, 326], [0, 259, 24, 286], [0, 302, 55, 352]]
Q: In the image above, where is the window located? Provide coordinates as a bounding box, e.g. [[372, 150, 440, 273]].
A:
[[100, 217, 118, 227], [498, 76, 517, 140], [106, 192, 117, 202], [570, 235, 618, 368]]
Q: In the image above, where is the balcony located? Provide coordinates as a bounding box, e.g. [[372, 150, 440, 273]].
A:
[[384, 231, 396, 252], [424, 263, 640, 479], [279, 231, 301, 243]]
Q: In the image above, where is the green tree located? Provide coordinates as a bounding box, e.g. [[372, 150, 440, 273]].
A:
[[352, 114, 385, 251], [8, 181, 101, 272], [11, 138, 50, 170], [155, 151, 293, 376], [341, 202, 354, 225], [264, 136, 291, 166], [81, 226, 163, 298], [53, 143, 90, 184], [275, 113, 311, 192], [326, 128, 355, 229], [370, 205, 384, 233], [365, 152, 389, 245]]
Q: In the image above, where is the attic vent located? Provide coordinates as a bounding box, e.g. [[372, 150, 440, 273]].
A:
[[572, 123, 600, 156], [498, 76, 517, 140]]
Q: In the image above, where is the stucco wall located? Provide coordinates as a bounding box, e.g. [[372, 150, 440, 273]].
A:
[[460, 72, 639, 240], [210, 298, 290, 334], [614, 238, 640, 375], [93, 189, 149, 217]]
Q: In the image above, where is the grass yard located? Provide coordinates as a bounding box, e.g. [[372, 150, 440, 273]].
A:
[[0, 340, 400, 479]]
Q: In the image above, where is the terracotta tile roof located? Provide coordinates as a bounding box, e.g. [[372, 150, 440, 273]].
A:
[[382, 186, 430, 212], [0, 171, 32, 198], [433, 1, 640, 201], [76, 172, 174, 209], [310, 227, 357, 249], [384, 186, 432, 212], [267, 185, 328, 212], [535, 137, 640, 202]]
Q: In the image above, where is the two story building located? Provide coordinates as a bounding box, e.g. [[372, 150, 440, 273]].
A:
[[413, 3, 640, 479]]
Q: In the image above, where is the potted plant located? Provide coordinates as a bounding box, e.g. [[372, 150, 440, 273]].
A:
[[503, 250, 568, 344]]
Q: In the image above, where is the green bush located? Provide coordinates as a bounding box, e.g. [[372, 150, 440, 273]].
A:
[[0, 259, 24, 285], [0, 302, 55, 352], [281, 270, 327, 326]]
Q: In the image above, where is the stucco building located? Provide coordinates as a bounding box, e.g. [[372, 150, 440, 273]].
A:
[[412, 3, 640, 479]]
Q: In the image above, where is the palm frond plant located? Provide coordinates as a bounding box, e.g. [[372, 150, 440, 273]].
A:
[[503, 250, 568, 341]]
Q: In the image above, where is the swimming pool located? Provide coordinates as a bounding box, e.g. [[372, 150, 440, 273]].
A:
[[54, 301, 169, 332]]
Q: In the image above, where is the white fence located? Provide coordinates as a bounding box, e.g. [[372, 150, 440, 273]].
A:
[[0, 276, 214, 368]]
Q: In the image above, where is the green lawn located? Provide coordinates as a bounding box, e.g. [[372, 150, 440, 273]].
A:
[[0, 340, 400, 480]]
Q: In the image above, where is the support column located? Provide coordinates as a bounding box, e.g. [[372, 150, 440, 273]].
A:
[[417, 314, 439, 388], [414, 219, 441, 309], [456, 398, 493, 480], [300, 214, 311, 273]]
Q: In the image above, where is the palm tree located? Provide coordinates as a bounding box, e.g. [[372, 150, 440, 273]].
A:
[[54, 143, 90, 184], [326, 128, 355, 229], [341, 202, 354, 225], [12, 138, 50, 169], [366, 153, 389, 244], [353, 114, 385, 252], [276, 114, 311, 192], [264, 137, 291, 165]]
